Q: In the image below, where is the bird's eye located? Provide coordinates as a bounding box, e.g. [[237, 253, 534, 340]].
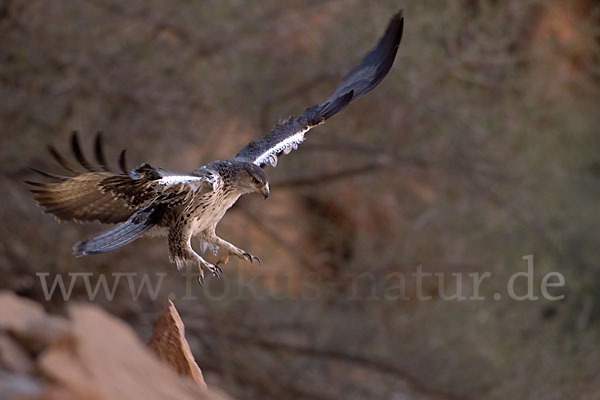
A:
[[252, 177, 260, 185]]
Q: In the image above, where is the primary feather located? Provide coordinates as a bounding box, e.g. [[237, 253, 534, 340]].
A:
[[235, 10, 403, 168]]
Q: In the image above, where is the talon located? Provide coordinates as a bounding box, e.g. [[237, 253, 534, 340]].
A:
[[243, 252, 260, 264], [209, 264, 223, 278], [198, 273, 205, 287]]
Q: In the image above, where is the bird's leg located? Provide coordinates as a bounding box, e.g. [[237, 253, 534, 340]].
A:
[[202, 230, 261, 266], [190, 250, 223, 286], [169, 224, 222, 286]]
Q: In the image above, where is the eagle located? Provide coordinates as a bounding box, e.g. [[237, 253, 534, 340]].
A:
[[28, 10, 404, 285]]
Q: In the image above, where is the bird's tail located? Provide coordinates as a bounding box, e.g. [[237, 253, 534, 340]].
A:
[[73, 207, 156, 256]]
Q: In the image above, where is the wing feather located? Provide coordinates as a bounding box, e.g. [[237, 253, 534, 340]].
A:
[[71, 131, 97, 172], [94, 132, 110, 171], [47, 145, 80, 173], [28, 136, 212, 224], [118, 149, 129, 174], [235, 10, 403, 167]]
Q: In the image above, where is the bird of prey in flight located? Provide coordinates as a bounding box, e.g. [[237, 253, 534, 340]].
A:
[[28, 10, 404, 284]]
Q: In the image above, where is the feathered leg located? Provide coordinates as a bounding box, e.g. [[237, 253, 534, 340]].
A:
[[201, 228, 261, 266], [168, 223, 222, 285]]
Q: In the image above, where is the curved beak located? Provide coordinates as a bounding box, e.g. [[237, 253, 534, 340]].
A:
[[261, 184, 270, 199]]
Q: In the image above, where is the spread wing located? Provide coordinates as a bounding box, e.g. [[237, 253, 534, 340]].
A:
[[27, 132, 212, 224], [235, 10, 404, 168]]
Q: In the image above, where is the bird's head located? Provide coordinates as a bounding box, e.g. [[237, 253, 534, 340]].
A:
[[234, 162, 270, 199]]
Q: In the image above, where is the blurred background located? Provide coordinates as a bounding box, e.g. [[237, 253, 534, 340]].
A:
[[1, 0, 600, 399]]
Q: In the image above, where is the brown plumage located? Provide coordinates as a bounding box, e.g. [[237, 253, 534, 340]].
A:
[[28, 10, 404, 285]]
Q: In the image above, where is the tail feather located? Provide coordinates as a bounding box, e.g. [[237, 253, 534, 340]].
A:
[[73, 208, 155, 255]]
